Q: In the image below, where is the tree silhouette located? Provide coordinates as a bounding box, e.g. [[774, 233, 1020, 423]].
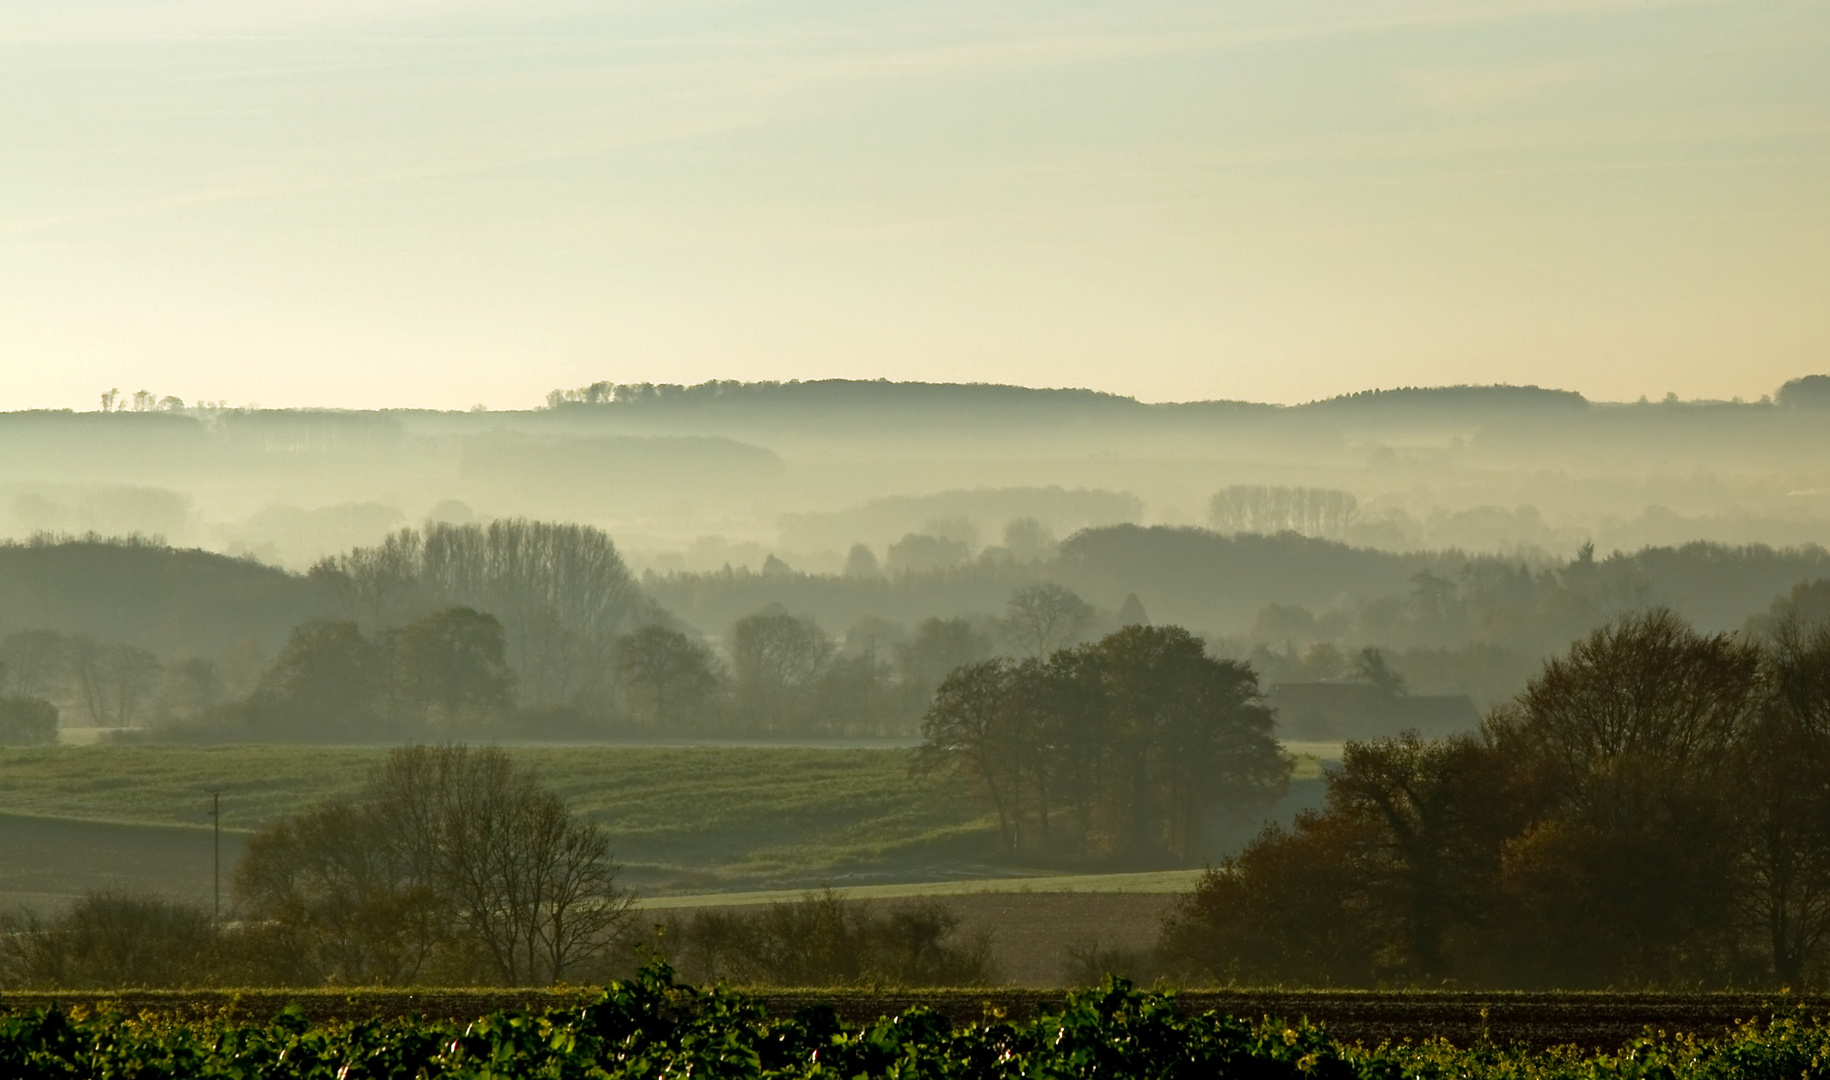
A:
[[1000, 583, 1093, 658], [389, 606, 513, 724], [239, 744, 633, 985], [616, 624, 720, 729]]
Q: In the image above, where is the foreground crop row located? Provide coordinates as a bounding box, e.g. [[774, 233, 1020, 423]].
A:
[[4, 964, 1830, 1080]]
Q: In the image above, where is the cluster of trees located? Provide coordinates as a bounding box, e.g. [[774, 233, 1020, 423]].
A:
[[129, 577, 1114, 741], [1208, 486, 1360, 541], [650, 528, 1830, 709], [542, 378, 1132, 413], [832, 517, 1066, 576], [0, 892, 220, 989], [0, 628, 266, 739], [1777, 374, 1830, 408], [1230, 543, 1801, 708], [917, 624, 1289, 864], [309, 518, 654, 709], [1253, 542, 1830, 669], [96, 388, 187, 413], [652, 890, 995, 987], [226, 608, 513, 739], [14, 526, 1830, 746], [1162, 608, 1830, 988], [305, 529, 1085, 738], [1244, 555, 1610, 659], [0, 520, 649, 741], [94, 517, 668, 740], [1, 746, 633, 988], [778, 487, 1140, 562], [607, 584, 1111, 737], [617, 608, 993, 736], [238, 744, 632, 985]]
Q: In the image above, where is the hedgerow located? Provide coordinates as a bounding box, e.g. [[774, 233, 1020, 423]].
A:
[[0, 961, 1826, 1080]]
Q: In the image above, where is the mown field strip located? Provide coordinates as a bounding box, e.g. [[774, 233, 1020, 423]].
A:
[[638, 869, 1209, 909]]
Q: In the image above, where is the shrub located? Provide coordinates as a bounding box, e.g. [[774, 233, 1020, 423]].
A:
[[658, 890, 997, 986], [0, 694, 57, 745], [0, 891, 216, 988]]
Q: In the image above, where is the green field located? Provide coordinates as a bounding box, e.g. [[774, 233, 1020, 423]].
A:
[[0, 744, 1329, 906], [0, 745, 997, 897]]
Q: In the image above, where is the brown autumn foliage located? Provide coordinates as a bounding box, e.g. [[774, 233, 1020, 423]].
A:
[[1162, 609, 1830, 989]]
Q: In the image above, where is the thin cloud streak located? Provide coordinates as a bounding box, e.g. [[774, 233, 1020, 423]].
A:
[[0, 0, 1821, 410]]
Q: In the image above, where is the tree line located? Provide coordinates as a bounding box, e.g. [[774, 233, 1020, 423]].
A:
[[1208, 485, 1360, 541], [593, 583, 1099, 736], [0, 628, 267, 741], [9, 526, 1830, 745], [88, 579, 1117, 741], [1159, 608, 1830, 988]]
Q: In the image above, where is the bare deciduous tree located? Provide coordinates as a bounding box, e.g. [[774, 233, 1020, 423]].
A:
[[240, 744, 634, 985], [1000, 583, 1093, 658], [420, 519, 645, 707], [0, 893, 216, 989], [1489, 607, 1759, 814], [235, 800, 446, 985], [728, 608, 832, 731], [0, 630, 67, 699], [370, 744, 634, 984], [309, 528, 424, 632], [916, 658, 1023, 853], [1208, 485, 1359, 539], [64, 635, 162, 727]]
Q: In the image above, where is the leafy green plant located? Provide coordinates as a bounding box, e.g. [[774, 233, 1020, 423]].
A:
[[1, 959, 1827, 1079]]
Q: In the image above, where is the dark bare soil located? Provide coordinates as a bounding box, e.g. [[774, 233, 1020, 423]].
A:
[[0, 813, 241, 913], [753, 990, 1830, 1049], [1, 987, 1820, 1050]]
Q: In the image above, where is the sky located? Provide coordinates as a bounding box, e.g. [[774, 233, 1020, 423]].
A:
[[1, 0, 1827, 411]]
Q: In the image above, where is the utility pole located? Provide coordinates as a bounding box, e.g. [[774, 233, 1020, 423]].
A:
[[206, 790, 222, 932]]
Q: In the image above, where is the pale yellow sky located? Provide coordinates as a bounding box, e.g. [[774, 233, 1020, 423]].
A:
[[1, 0, 1826, 410]]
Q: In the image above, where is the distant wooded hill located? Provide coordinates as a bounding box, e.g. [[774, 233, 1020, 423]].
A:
[[5, 374, 1828, 661], [0, 536, 312, 657], [544, 378, 1591, 418], [8, 528, 1828, 666], [5, 528, 1830, 742]]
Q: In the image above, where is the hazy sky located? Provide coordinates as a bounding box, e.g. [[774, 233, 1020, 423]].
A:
[[2, 0, 1826, 410]]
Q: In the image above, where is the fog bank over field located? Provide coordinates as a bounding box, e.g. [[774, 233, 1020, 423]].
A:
[[4, 379, 1829, 574]]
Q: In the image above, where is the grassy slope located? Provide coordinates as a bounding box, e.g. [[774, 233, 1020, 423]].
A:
[[0, 744, 1327, 900], [0, 745, 377, 831], [524, 747, 993, 888], [0, 745, 994, 894]]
